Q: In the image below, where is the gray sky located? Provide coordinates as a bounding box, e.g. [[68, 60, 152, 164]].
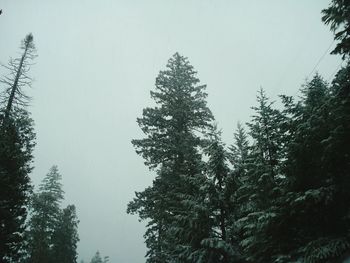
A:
[[0, 1, 342, 262]]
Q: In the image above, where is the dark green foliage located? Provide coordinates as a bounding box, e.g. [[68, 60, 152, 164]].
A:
[[0, 111, 35, 262], [51, 205, 80, 263], [129, 3, 350, 262], [26, 166, 79, 263], [128, 53, 214, 262], [0, 33, 36, 263], [234, 89, 286, 263], [322, 0, 350, 58], [202, 126, 239, 262], [26, 166, 64, 263]]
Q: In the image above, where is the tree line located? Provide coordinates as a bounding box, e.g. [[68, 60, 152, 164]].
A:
[[0, 32, 110, 263], [1, 0, 349, 262], [128, 1, 350, 262], [0, 32, 83, 262]]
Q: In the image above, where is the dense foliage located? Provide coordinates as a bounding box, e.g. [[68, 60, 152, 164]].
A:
[[25, 166, 79, 263], [128, 1, 350, 262]]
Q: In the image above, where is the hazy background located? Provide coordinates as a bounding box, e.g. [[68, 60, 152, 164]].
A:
[[0, 1, 342, 262]]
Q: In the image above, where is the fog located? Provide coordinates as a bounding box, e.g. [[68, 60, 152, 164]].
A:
[[0, 0, 342, 262]]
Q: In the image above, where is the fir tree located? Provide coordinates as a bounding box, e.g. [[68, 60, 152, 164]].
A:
[[201, 125, 238, 262], [51, 205, 80, 263], [0, 33, 36, 263], [128, 53, 214, 262], [322, 0, 350, 59], [26, 166, 65, 263], [90, 251, 109, 263], [236, 89, 285, 262]]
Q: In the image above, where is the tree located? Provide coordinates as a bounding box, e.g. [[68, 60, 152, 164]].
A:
[[1, 33, 36, 123], [0, 33, 36, 263], [201, 125, 238, 262], [235, 89, 285, 262], [26, 165, 64, 263], [90, 251, 102, 263], [128, 53, 214, 262], [271, 73, 350, 262], [322, 0, 350, 59], [90, 251, 109, 263], [291, 71, 350, 262], [51, 205, 80, 263]]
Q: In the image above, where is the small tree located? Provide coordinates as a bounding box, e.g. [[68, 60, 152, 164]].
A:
[[90, 251, 108, 263]]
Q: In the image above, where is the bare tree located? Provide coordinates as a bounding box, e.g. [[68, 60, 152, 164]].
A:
[[1, 33, 36, 123]]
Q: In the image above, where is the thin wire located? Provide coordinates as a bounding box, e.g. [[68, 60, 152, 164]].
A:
[[327, 60, 344, 83], [306, 39, 335, 80], [289, 39, 337, 98]]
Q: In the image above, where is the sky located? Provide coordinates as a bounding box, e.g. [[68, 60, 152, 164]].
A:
[[0, 1, 343, 262]]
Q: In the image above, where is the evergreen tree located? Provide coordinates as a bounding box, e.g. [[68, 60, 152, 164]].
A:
[[90, 251, 102, 263], [289, 72, 350, 262], [0, 33, 36, 263], [128, 53, 214, 262], [201, 125, 238, 262], [235, 89, 285, 262], [51, 205, 80, 263], [90, 251, 108, 263], [228, 123, 250, 261], [229, 123, 249, 175], [26, 165, 64, 263], [322, 0, 350, 59], [274, 73, 350, 262]]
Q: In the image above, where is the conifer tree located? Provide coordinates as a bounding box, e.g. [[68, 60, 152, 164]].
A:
[[228, 123, 250, 260], [128, 53, 214, 262], [0, 33, 36, 263], [201, 126, 238, 262], [90, 251, 109, 263], [26, 166, 64, 263], [322, 0, 350, 59], [236, 89, 284, 262], [51, 205, 80, 263]]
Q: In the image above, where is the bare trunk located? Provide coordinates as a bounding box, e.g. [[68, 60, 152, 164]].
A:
[[3, 44, 29, 122]]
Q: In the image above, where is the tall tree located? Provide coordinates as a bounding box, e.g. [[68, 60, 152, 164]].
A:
[[51, 205, 80, 263], [0, 33, 36, 263], [236, 89, 285, 262], [201, 125, 238, 262], [128, 53, 214, 262], [228, 123, 250, 261], [26, 165, 64, 263], [1, 33, 36, 123]]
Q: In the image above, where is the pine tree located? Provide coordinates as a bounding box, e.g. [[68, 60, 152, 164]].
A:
[[201, 125, 238, 262], [228, 123, 250, 261], [51, 205, 80, 263], [26, 166, 64, 263], [0, 33, 36, 263], [90, 251, 102, 263], [235, 89, 285, 262], [229, 123, 249, 175], [275, 74, 350, 262], [322, 0, 350, 59], [90, 251, 108, 263], [128, 53, 214, 262]]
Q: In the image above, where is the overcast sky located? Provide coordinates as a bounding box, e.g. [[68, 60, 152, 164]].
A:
[[0, 1, 342, 262]]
